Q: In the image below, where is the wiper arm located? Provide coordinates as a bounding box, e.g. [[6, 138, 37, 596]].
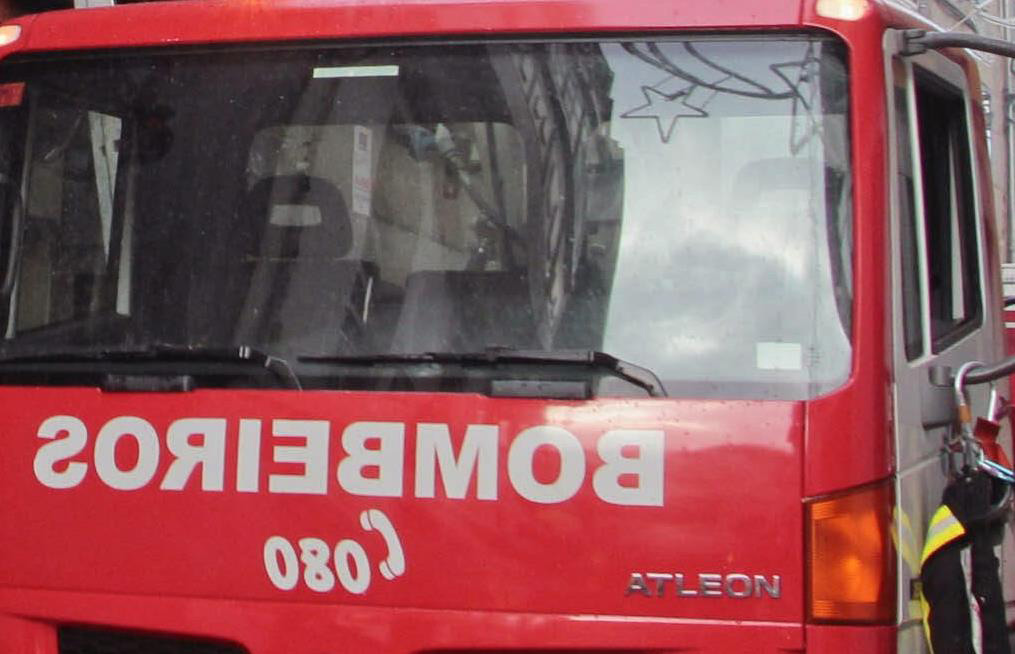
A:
[[299, 348, 666, 398], [480, 349, 666, 397], [0, 344, 302, 390]]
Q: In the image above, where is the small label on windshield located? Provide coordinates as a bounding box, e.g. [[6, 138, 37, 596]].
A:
[[756, 342, 802, 371], [313, 65, 399, 79], [352, 126, 373, 217], [0, 82, 24, 108]]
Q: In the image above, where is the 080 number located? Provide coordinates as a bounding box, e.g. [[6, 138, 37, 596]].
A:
[[263, 509, 405, 595]]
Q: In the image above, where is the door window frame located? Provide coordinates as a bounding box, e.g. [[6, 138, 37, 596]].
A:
[[888, 45, 985, 364]]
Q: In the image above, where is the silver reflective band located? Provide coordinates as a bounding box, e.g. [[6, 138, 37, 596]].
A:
[[312, 65, 400, 79]]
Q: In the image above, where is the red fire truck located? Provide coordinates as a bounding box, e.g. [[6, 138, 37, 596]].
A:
[[0, 0, 1010, 652]]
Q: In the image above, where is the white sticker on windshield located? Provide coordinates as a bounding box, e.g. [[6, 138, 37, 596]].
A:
[[352, 126, 373, 217], [313, 65, 399, 79], [270, 204, 322, 227], [756, 342, 802, 371]]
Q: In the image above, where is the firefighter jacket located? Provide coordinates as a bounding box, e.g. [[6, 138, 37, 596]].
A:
[[921, 471, 1010, 654]]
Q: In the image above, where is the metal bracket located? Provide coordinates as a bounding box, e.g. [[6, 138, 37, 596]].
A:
[[929, 364, 954, 388]]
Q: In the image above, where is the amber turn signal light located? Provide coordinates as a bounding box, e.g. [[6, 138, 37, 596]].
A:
[[815, 0, 871, 20], [0, 25, 20, 47], [806, 479, 896, 623]]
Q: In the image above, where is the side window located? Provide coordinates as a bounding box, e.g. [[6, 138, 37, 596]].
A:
[[913, 68, 981, 352], [11, 100, 124, 335], [896, 60, 982, 361], [894, 59, 922, 360]]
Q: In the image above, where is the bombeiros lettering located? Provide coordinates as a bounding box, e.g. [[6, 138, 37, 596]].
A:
[[32, 415, 665, 506]]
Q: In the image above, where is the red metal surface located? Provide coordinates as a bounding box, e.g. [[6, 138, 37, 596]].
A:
[[801, 5, 893, 498], [0, 387, 803, 622], [0, 591, 806, 653], [0, 1, 957, 651], [805, 624, 897, 654], [8, 0, 803, 52]]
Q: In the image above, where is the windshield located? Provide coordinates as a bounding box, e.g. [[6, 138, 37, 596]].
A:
[[0, 35, 852, 399]]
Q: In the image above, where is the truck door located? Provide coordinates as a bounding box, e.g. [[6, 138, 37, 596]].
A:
[[884, 30, 1007, 653]]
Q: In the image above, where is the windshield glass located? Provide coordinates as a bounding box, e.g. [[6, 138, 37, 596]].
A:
[[0, 35, 852, 399]]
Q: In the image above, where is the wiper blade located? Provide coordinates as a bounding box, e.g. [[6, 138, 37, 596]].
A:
[[0, 344, 302, 390], [299, 348, 666, 398]]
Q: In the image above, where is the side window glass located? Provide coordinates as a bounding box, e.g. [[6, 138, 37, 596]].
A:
[[13, 101, 124, 334], [894, 59, 922, 360], [913, 68, 981, 352]]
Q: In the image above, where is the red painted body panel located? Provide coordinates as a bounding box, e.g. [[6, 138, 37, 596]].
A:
[[10, 0, 803, 52], [0, 593, 806, 653], [805, 624, 896, 653], [0, 1, 981, 652], [0, 387, 803, 621], [800, 7, 893, 499]]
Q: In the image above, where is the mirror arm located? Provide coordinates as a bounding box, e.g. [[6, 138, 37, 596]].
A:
[[965, 358, 1015, 385], [902, 29, 1015, 58], [933, 356, 1015, 387]]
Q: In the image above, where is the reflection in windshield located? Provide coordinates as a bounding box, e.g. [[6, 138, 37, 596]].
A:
[[0, 36, 851, 399]]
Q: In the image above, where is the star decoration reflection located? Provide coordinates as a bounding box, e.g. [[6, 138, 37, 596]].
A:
[[769, 45, 821, 153], [620, 41, 828, 152], [620, 82, 710, 144]]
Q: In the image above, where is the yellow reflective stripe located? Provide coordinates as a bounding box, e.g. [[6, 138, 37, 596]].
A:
[[897, 507, 920, 575], [921, 505, 966, 565], [921, 592, 935, 654], [929, 504, 954, 528]]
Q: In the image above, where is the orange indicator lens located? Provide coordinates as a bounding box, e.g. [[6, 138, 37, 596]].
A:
[[806, 480, 896, 623], [0, 25, 20, 47], [815, 0, 871, 20]]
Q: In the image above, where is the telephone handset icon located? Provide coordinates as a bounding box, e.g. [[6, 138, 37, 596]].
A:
[[360, 509, 405, 580]]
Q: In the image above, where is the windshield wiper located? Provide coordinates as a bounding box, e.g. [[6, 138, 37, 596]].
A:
[[299, 348, 666, 398], [0, 344, 302, 390]]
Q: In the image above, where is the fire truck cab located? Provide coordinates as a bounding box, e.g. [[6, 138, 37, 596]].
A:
[[0, 0, 1009, 653]]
